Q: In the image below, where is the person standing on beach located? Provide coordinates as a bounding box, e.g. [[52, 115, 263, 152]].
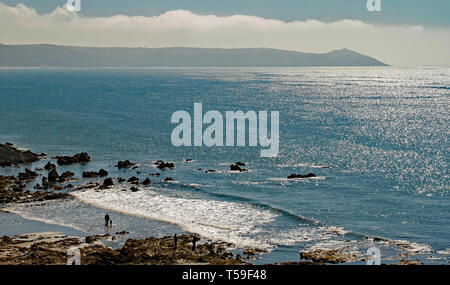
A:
[[192, 235, 200, 251], [173, 234, 178, 250], [104, 213, 110, 227], [109, 220, 113, 228]]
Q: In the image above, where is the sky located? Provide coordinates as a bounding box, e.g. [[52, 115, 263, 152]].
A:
[[0, 0, 449, 65]]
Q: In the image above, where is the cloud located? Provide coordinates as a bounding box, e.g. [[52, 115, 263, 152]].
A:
[[1, 3, 449, 65]]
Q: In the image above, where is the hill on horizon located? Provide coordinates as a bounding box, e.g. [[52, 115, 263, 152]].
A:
[[0, 44, 388, 67]]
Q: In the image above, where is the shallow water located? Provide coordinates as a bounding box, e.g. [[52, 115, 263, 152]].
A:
[[0, 67, 448, 263]]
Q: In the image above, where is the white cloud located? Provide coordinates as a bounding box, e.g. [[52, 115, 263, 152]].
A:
[[1, 3, 449, 65]]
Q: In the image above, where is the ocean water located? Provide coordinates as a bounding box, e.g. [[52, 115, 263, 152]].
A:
[[0, 67, 448, 264]]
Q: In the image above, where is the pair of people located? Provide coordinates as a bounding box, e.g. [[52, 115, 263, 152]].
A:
[[104, 213, 113, 228]]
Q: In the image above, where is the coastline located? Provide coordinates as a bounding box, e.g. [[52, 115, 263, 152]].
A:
[[1, 142, 446, 265]]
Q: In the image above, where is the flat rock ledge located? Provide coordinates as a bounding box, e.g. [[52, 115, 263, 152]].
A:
[[0, 233, 248, 265]]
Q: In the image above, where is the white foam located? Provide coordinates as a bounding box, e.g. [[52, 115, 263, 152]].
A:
[[71, 186, 279, 248]]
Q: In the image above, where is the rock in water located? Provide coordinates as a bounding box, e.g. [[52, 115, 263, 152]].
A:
[[103, 178, 114, 187], [116, 160, 136, 168], [287, 173, 316, 179], [44, 162, 56, 171], [230, 164, 247, 172], [54, 153, 90, 165], [59, 171, 75, 183], [155, 161, 175, 170], [127, 176, 139, 184], [48, 169, 59, 183], [0, 143, 40, 167], [142, 178, 151, 185]]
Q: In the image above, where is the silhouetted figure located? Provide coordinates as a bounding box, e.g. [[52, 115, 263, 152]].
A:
[[174, 234, 178, 250], [109, 220, 113, 228], [192, 235, 200, 251], [104, 213, 110, 227]]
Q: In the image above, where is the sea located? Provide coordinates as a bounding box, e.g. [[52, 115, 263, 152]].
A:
[[0, 67, 448, 264]]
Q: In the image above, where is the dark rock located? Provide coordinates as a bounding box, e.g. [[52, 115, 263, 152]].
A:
[[116, 160, 136, 169], [0, 144, 40, 167], [17, 169, 39, 182], [230, 164, 247, 172], [117, 177, 126, 183], [287, 173, 316, 179], [82, 169, 108, 178], [54, 153, 90, 165], [155, 161, 175, 170], [300, 248, 358, 264], [142, 178, 151, 186], [235, 161, 246, 166], [130, 187, 139, 192], [149, 173, 160, 176], [164, 177, 174, 182], [48, 169, 59, 183], [115, 231, 129, 235], [127, 176, 139, 184], [204, 169, 216, 173], [184, 159, 193, 162], [44, 162, 56, 171], [85, 234, 110, 244], [103, 178, 114, 187], [59, 171, 75, 183]]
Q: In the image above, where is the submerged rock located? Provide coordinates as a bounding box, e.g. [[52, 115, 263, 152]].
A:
[[164, 177, 174, 182]]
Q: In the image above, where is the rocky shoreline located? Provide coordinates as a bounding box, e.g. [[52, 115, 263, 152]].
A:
[[0, 142, 429, 265], [0, 232, 248, 265]]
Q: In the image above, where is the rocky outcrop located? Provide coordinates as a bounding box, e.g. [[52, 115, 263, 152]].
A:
[[44, 162, 56, 171], [0, 143, 40, 167], [0, 234, 247, 265], [48, 169, 59, 183], [54, 153, 90, 165], [127, 176, 139, 184], [1, 175, 68, 204], [230, 164, 247, 172], [103, 178, 114, 187], [142, 178, 151, 186], [287, 173, 316, 179], [17, 169, 39, 182], [59, 171, 75, 183], [116, 160, 136, 169], [164, 177, 174, 182], [155, 161, 175, 170], [82, 169, 108, 178], [300, 248, 358, 264]]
